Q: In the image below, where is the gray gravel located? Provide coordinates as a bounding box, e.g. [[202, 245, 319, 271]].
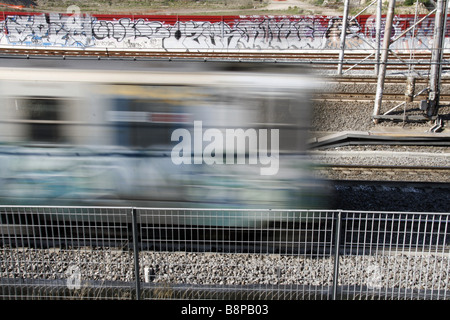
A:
[[1, 247, 449, 293], [308, 149, 450, 182], [309, 77, 450, 213], [309, 150, 450, 167], [311, 76, 450, 132], [312, 100, 450, 132], [306, 149, 450, 212], [317, 145, 450, 153]]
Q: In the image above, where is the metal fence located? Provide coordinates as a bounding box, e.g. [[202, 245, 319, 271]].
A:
[[0, 207, 448, 300]]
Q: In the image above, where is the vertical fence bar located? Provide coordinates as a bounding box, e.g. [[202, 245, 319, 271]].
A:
[[332, 210, 342, 300], [131, 207, 141, 300]]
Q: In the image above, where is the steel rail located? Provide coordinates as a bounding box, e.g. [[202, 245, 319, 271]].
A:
[[1, 47, 449, 77], [0, 47, 448, 64], [313, 92, 437, 102], [322, 163, 450, 172], [316, 164, 450, 183]]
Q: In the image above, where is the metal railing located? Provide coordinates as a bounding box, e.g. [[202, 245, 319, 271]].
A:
[[0, 206, 448, 300]]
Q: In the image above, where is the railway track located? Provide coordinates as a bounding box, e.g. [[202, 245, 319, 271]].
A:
[[316, 164, 450, 183], [4, 47, 450, 97], [313, 92, 435, 102], [314, 92, 450, 101], [3, 46, 450, 87], [314, 74, 450, 101], [328, 76, 425, 83], [0, 47, 448, 71]]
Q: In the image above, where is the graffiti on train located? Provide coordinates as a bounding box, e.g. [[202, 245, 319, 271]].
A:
[[0, 12, 440, 51]]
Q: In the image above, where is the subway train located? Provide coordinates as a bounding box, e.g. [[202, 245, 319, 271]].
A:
[[0, 58, 332, 225]]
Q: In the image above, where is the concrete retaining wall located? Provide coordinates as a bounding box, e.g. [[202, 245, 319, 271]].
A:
[[0, 12, 444, 51]]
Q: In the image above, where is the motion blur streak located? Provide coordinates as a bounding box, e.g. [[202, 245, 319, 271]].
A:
[[0, 60, 332, 225]]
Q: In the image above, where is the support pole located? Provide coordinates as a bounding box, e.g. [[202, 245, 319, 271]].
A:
[[427, 0, 447, 118], [131, 207, 141, 300], [338, 0, 350, 75], [375, 0, 382, 75], [332, 211, 342, 300], [372, 0, 396, 123]]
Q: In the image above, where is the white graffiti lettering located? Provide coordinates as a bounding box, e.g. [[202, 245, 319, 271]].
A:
[[0, 13, 443, 51]]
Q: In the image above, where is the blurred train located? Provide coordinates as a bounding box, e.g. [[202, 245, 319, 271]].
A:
[[0, 59, 332, 224]]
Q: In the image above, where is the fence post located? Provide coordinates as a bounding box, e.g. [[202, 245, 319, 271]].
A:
[[332, 210, 342, 300], [131, 207, 141, 300]]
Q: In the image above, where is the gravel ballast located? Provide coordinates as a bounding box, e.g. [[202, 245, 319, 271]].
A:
[[1, 247, 449, 295], [309, 77, 450, 213], [311, 76, 450, 132]]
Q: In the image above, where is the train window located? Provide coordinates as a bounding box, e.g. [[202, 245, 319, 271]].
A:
[[111, 97, 191, 149], [16, 98, 65, 143]]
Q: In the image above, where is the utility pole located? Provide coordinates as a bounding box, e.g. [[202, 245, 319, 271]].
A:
[[372, 0, 396, 123], [427, 0, 447, 118], [338, 0, 350, 75], [375, 0, 382, 75]]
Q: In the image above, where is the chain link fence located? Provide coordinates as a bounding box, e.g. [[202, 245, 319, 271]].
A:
[[0, 207, 449, 300]]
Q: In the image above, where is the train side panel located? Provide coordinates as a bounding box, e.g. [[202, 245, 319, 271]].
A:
[[0, 64, 332, 224]]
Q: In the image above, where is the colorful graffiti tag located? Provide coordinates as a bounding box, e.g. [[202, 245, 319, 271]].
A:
[[0, 12, 442, 51]]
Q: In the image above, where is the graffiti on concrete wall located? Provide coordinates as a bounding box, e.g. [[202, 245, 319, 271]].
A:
[[3, 13, 94, 47], [0, 12, 443, 51]]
